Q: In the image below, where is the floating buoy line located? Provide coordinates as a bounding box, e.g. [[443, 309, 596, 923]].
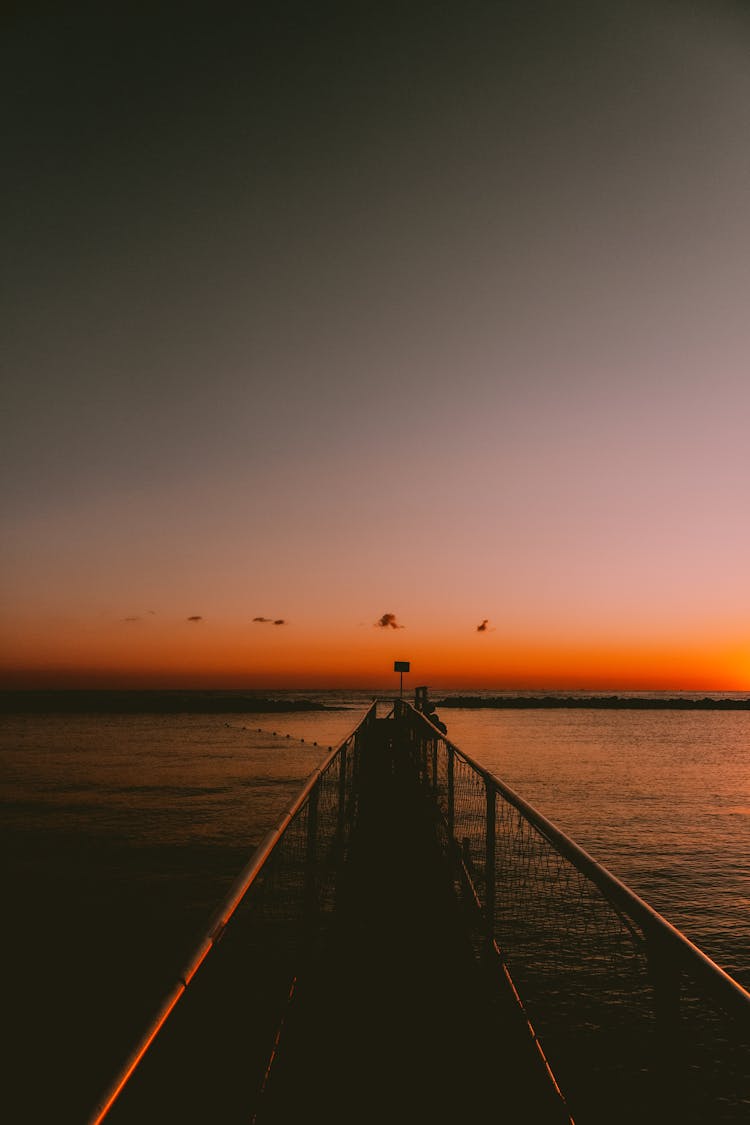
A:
[[226, 722, 331, 751]]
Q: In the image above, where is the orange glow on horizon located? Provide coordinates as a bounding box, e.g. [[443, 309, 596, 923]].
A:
[[2, 621, 747, 692]]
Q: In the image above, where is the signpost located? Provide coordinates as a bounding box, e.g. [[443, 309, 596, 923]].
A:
[[394, 661, 410, 699]]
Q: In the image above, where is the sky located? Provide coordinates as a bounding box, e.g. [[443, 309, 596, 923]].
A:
[[3, 1, 750, 691]]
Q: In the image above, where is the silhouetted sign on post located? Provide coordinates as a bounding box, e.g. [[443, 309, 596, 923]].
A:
[[394, 661, 410, 699]]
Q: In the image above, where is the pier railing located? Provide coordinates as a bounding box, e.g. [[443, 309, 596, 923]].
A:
[[89, 703, 377, 1125], [91, 698, 749, 1124], [399, 700, 750, 1124]]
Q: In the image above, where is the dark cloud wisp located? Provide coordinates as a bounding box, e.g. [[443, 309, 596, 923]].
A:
[[375, 613, 405, 630]]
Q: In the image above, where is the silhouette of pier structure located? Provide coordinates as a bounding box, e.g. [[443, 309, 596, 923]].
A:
[[91, 700, 750, 1125]]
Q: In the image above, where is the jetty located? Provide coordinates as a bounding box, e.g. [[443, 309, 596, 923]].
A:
[[89, 699, 750, 1124]]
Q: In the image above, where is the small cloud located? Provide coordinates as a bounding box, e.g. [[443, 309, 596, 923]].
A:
[[187, 615, 203, 623], [273, 619, 286, 626], [253, 616, 273, 623], [123, 616, 141, 623], [375, 613, 405, 630], [476, 619, 495, 632]]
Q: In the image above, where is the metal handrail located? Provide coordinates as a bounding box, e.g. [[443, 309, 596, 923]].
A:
[[88, 697, 748, 1124], [401, 700, 750, 1026], [87, 702, 377, 1125]]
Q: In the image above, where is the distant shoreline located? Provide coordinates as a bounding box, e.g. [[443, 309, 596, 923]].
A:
[[2, 689, 749, 714], [0, 690, 334, 714], [436, 695, 750, 710]]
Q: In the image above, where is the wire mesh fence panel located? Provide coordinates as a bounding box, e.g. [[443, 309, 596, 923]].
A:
[[490, 797, 657, 1122], [96, 707, 376, 1125], [404, 706, 750, 1125]]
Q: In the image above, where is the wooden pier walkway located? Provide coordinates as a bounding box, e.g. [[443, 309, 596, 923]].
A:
[[256, 718, 570, 1124], [102, 713, 569, 1124]]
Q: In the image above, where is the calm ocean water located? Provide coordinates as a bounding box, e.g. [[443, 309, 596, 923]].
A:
[[2, 689, 748, 1122]]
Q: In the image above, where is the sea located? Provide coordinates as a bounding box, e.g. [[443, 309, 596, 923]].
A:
[[2, 688, 748, 1123]]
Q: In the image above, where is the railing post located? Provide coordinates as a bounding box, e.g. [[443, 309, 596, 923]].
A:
[[447, 744, 455, 842], [305, 785, 319, 926], [648, 929, 682, 1032], [332, 746, 348, 909], [485, 781, 496, 951], [647, 929, 685, 1111], [337, 744, 348, 842], [353, 729, 361, 786], [431, 739, 438, 793]]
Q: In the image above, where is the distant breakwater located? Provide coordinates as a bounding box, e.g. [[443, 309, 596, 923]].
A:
[[436, 695, 750, 710], [0, 691, 333, 714]]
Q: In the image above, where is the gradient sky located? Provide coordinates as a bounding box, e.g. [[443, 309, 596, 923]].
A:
[[3, 1, 750, 690]]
